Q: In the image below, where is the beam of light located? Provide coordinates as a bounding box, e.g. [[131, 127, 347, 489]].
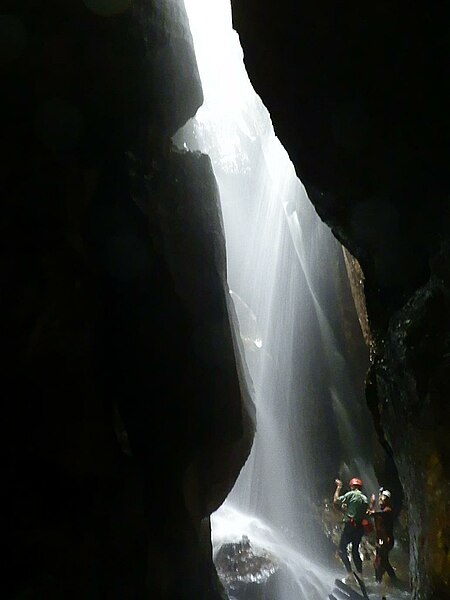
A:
[[176, 1, 379, 598]]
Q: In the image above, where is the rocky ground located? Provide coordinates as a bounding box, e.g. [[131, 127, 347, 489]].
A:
[[215, 536, 279, 599]]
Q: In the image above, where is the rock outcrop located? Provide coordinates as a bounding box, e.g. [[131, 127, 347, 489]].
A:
[[231, 1, 450, 598], [215, 536, 279, 599], [3, 1, 253, 598]]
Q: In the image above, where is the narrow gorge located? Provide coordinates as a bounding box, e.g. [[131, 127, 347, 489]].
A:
[[2, 1, 449, 599]]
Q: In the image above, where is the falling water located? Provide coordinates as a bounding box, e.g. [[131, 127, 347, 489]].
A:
[[174, 1, 382, 598]]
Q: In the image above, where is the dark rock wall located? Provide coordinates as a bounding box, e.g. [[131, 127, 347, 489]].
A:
[[374, 243, 450, 598], [3, 1, 253, 598], [231, 1, 449, 598]]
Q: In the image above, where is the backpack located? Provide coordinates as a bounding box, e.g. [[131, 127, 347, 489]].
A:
[[361, 518, 373, 535]]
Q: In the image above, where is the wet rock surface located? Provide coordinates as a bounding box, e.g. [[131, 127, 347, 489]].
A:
[[373, 242, 450, 599], [215, 536, 279, 598]]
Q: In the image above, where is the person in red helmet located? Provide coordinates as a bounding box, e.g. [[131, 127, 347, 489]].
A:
[[333, 477, 369, 578]]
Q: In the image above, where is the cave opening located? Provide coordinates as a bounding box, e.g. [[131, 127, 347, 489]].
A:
[[174, 1, 410, 599]]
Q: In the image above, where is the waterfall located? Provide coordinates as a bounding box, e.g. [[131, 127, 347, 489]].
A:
[[174, 1, 379, 598]]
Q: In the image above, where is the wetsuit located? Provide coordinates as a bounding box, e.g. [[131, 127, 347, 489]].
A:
[[372, 506, 396, 582], [336, 489, 369, 574]]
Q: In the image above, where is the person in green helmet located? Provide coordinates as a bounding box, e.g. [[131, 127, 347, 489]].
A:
[[333, 477, 369, 578]]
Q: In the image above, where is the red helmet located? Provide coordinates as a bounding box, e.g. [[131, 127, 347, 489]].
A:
[[349, 478, 363, 488]]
